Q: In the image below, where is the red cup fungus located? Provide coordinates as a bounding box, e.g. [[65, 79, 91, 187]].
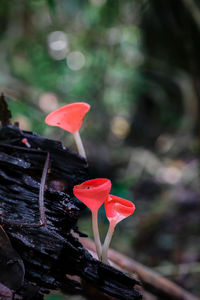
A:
[[102, 194, 135, 263], [22, 138, 31, 148], [44, 102, 137, 264], [73, 178, 111, 260], [105, 194, 135, 226], [45, 102, 90, 158], [73, 178, 111, 212]]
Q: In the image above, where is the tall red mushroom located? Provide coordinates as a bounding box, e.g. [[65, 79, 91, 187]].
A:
[[45, 102, 90, 158], [73, 178, 111, 260], [102, 194, 135, 263]]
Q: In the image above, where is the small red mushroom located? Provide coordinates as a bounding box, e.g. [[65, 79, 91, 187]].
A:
[[102, 194, 135, 263], [21, 138, 31, 148], [45, 102, 90, 158], [73, 178, 111, 259]]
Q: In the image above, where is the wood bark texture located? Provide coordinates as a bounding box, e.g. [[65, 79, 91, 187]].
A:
[[0, 125, 141, 300]]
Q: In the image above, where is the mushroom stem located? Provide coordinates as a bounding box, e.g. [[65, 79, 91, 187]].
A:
[[101, 222, 115, 264], [73, 130, 86, 159], [91, 210, 102, 260]]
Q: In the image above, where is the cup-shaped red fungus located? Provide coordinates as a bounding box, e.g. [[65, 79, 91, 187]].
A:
[[45, 102, 90, 134], [73, 178, 111, 213], [73, 178, 111, 260], [21, 138, 31, 148], [45, 102, 90, 158], [105, 194, 135, 226], [102, 194, 135, 263]]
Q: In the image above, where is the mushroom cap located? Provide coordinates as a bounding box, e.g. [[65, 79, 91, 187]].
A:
[[45, 102, 90, 134], [22, 138, 28, 144], [105, 194, 135, 225], [73, 178, 111, 212]]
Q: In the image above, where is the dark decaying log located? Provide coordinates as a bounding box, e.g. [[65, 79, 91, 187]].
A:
[[81, 238, 199, 300], [0, 125, 142, 300]]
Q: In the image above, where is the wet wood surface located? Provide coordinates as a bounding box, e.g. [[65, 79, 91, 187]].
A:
[[80, 238, 199, 300], [0, 125, 141, 300]]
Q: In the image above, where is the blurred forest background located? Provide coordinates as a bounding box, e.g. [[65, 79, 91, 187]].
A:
[[0, 0, 200, 299]]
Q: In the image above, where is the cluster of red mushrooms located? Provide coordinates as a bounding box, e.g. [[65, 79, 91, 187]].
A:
[[45, 102, 135, 263]]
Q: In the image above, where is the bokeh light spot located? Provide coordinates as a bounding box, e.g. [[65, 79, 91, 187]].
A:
[[157, 166, 182, 184], [39, 93, 59, 113], [90, 0, 106, 7], [66, 51, 85, 71], [48, 31, 68, 60], [111, 116, 130, 139]]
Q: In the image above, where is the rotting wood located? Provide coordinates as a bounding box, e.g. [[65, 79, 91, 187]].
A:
[[0, 125, 142, 300], [80, 238, 199, 300]]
